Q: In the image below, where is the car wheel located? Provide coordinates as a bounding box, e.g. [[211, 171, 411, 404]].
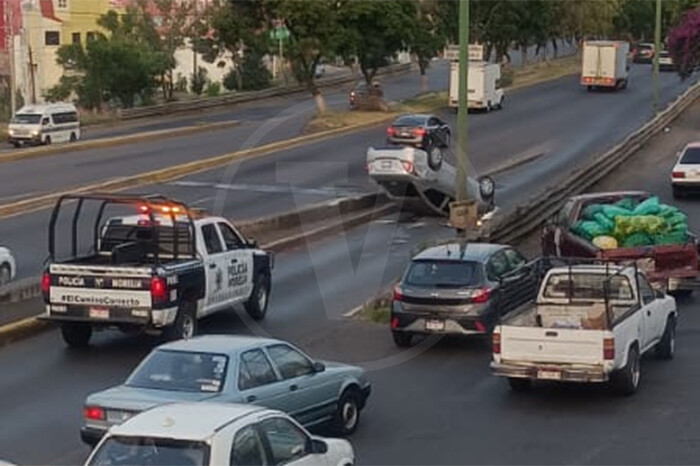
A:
[[497, 96, 504, 110], [61, 323, 92, 348], [486, 101, 492, 112], [392, 330, 413, 348], [0, 264, 11, 286], [245, 273, 270, 321], [587, 85, 594, 92], [44, 136, 51, 145], [507, 378, 531, 392], [332, 388, 362, 436], [12, 142, 20, 149], [656, 316, 676, 360], [70, 133, 77, 142], [672, 185, 683, 199], [427, 146, 443, 171], [613, 345, 640, 396], [442, 131, 451, 148], [164, 302, 197, 341]]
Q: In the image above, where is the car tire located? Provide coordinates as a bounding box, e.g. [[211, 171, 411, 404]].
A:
[[0, 263, 11, 286], [12, 142, 20, 149], [164, 302, 197, 341], [507, 378, 531, 392], [442, 131, 451, 148], [612, 345, 640, 396], [245, 273, 270, 321], [70, 133, 77, 142], [656, 316, 676, 360], [44, 136, 51, 145], [427, 146, 443, 171], [332, 388, 362, 436], [497, 96, 504, 110], [392, 330, 413, 348], [61, 323, 92, 348], [587, 85, 594, 92], [486, 101, 492, 112], [672, 185, 683, 199]]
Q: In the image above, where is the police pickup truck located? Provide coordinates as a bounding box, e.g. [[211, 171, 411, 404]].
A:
[[40, 194, 273, 348]]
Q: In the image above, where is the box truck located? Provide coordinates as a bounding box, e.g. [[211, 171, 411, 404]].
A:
[[449, 61, 504, 112], [581, 40, 630, 91]]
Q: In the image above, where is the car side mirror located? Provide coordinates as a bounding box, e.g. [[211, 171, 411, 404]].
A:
[[246, 238, 258, 249], [656, 290, 665, 299], [312, 361, 326, 373], [311, 439, 328, 454]]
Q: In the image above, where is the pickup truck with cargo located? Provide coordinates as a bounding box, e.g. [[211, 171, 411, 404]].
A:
[[40, 194, 273, 348], [542, 191, 699, 294], [491, 261, 677, 395], [581, 40, 630, 91]]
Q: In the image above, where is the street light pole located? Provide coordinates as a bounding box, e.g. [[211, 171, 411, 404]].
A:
[[653, 0, 661, 114], [456, 0, 469, 204], [6, 5, 16, 113]]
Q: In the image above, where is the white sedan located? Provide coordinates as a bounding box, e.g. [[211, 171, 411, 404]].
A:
[[0, 247, 15, 286], [85, 402, 355, 466], [671, 142, 700, 198]]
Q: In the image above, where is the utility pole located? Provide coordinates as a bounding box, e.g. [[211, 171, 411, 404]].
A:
[[5, 4, 16, 113], [192, 0, 198, 88], [652, 0, 662, 115], [456, 0, 469, 204], [28, 43, 36, 104]]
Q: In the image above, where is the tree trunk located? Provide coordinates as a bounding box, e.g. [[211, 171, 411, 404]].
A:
[[551, 38, 559, 59], [521, 45, 528, 66], [420, 69, 428, 93], [313, 91, 327, 115]]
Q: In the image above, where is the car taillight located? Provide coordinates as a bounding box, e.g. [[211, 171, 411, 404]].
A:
[[387, 126, 396, 136], [390, 316, 400, 329], [84, 406, 105, 421], [603, 337, 615, 360], [150, 277, 168, 303], [492, 332, 501, 354], [393, 286, 403, 302], [41, 271, 51, 302], [673, 171, 686, 178], [401, 161, 414, 174], [472, 287, 491, 304], [413, 128, 427, 137], [475, 320, 486, 333]]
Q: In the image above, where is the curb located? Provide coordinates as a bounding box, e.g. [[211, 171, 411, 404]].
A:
[[0, 120, 241, 165], [0, 315, 52, 348]]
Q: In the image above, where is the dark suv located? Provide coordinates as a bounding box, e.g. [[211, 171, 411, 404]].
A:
[[390, 242, 538, 347]]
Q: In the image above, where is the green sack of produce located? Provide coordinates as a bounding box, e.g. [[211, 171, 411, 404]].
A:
[[582, 204, 604, 220], [670, 222, 688, 234], [665, 212, 688, 227], [622, 232, 654, 247], [615, 198, 638, 211], [633, 196, 661, 216], [592, 235, 619, 250], [574, 221, 611, 239], [658, 204, 679, 216], [602, 205, 634, 219], [593, 212, 615, 231], [614, 215, 667, 238], [654, 231, 687, 245]]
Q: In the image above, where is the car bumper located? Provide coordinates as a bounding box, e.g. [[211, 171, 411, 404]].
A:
[[80, 426, 107, 446], [672, 180, 700, 188], [392, 310, 495, 336], [491, 361, 608, 383]]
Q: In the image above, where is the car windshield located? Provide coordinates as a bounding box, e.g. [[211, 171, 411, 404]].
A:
[[11, 114, 41, 124], [88, 436, 209, 466], [681, 147, 700, 164], [404, 260, 483, 288], [126, 350, 229, 393], [638, 44, 653, 50], [394, 115, 427, 127], [542, 273, 634, 301]]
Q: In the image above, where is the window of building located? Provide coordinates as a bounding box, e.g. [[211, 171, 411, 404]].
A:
[[45, 31, 60, 46], [58, 0, 68, 8], [86, 32, 96, 42], [72, 32, 80, 45]]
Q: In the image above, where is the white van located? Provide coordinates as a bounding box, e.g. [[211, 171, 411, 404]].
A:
[[449, 61, 504, 111], [7, 103, 81, 148]]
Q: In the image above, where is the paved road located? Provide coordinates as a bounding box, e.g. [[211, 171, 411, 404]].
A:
[[1, 95, 700, 466], [1, 64, 696, 279]]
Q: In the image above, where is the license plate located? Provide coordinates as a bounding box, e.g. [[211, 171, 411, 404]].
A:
[[381, 160, 393, 169], [399, 132, 411, 137], [89, 307, 109, 319], [106, 410, 132, 423], [425, 319, 445, 331], [537, 370, 562, 380]]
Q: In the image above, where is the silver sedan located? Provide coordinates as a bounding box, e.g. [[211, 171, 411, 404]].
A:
[[80, 335, 371, 446]]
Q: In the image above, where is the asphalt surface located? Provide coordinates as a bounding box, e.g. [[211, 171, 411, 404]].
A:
[[2, 98, 700, 465]]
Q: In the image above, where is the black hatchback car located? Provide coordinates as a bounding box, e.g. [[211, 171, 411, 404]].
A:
[[390, 242, 538, 347], [386, 114, 451, 151]]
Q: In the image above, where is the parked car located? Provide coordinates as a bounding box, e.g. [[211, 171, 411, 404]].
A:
[[492, 261, 677, 395], [85, 402, 355, 466], [0, 246, 16, 286], [671, 142, 700, 197], [659, 50, 675, 71], [81, 335, 371, 446], [386, 114, 451, 151], [348, 81, 382, 110], [633, 42, 655, 64], [390, 242, 539, 347]]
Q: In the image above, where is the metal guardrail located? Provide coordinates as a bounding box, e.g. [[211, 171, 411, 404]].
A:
[[118, 63, 412, 121], [481, 79, 700, 245]]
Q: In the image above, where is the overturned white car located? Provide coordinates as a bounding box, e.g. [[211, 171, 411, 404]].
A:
[[366, 145, 495, 216]]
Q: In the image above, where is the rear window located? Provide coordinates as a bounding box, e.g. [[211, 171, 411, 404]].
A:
[[404, 260, 483, 288], [542, 273, 633, 301], [681, 147, 700, 164], [100, 222, 194, 257], [88, 436, 209, 466], [660, 51, 670, 58], [126, 350, 229, 393], [394, 115, 427, 127], [638, 44, 653, 50]]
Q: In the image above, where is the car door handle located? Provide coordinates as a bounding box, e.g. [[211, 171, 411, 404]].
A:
[[230, 258, 238, 264], [209, 263, 216, 269], [246, 395, 257, 402], [289, 384, 299, 392], [647, 310, 651, 316]]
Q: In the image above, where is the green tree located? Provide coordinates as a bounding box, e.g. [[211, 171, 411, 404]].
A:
[[668, 6, 700, 79], [337, 0, 416, 85], [412, 0, 448, 92]]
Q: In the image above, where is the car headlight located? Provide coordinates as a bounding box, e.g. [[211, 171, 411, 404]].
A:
[[478, 175, 495, 201], [31, 130, 39, 136], [8, 129, 14, 136]]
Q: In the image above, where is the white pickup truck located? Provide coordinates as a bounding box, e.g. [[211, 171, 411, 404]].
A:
[[491, 263, 677, 395]]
